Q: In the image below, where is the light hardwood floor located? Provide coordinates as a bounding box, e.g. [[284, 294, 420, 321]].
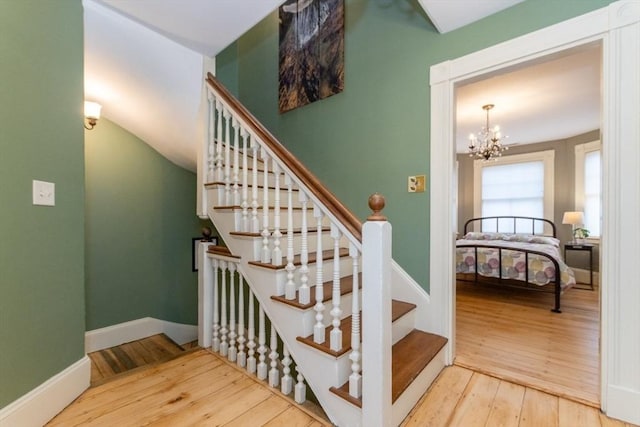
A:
[[455, 280, 600, 406], [48, 349, 330, 427], [402, 365, 635, 427], [50, 348, 635, 426]]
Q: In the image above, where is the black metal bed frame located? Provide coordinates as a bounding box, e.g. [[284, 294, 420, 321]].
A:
[[457, 216, 563, 313]]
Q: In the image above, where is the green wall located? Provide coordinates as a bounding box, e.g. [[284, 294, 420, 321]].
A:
[[85, 118, 202, 329], [0, 1, 85, 408], [218, 0, 615, 290]]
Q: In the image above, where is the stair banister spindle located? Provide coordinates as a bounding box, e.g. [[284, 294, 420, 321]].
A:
[[329, 224, 343, 352], [349, 243, 362, 398], [284, 175, 296, 300], [313, 204, 325, 344], [257, 305, 267, 380], [260, 149, 271, 263], [295, 370, 306, 404], [298, 191, 310, 305], [228, 261, 237, 362], [219, 260, 228, 357], [237, 275, 246, 368], [223, 107, 232, 205], [240, 129, 249, 232], [268, 324, 280, 388], [362, 194, 392, 427], [281, 347, 293, 395], [215, 100, 223, 182], [250, 136, 260, 233], [272, 162, 283, 267], [211, 257, 220, 352], [206, 91, 215, 182], [232, 119, 240, 206], [247, 288, 257, 374]]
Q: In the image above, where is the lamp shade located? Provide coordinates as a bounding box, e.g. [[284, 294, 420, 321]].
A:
[[562, 211, 584, 225], [84, 101, 102, 120]]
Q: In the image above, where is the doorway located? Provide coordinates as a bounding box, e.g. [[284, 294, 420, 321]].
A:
[[428, 2, 640, 420]]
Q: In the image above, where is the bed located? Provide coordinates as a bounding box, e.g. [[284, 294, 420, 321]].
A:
[[456, 216, 576, 313]]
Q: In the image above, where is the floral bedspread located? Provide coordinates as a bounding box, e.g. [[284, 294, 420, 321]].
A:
[[455, 232, 576, 290]]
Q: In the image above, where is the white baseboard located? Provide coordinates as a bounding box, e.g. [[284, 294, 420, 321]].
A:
[[606, 384, 640, 425], [85, 317, 198, 353], [572, 267, 600, 287], [0, 356, 90, 427]]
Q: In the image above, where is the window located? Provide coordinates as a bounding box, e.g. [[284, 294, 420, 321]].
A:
[[473, 151, 555, 233], [575, 140, 601, 238]]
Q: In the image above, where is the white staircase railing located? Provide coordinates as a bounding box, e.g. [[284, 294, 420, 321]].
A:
[[197, 73, 432, 427], [200, 250, 308, 403]]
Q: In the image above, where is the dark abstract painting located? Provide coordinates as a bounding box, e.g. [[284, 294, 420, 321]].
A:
[[279, 0, 345, 113]]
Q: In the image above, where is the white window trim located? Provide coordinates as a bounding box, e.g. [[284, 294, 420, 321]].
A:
[[473, 150, 555, 232], [575, 139, 602, 241]]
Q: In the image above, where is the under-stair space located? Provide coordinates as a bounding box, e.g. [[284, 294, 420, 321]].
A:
[[197, 73, 448, 426]]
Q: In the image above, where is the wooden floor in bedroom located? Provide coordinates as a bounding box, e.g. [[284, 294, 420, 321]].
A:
[[455, 280, 600, 407]]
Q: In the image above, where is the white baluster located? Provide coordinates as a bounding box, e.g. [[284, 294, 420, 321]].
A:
[[237, 277, 246, 368], [247, 289, 257, 374], [220, 260, 228, 357], [298, 192, 310, 304], [223, 108, 231, 205], [281, 347, 293, 395], [211, 258, 220, 352], [232, 119, 240, 206], [284, 175, 296, 300], [268, 324, 280, 388], [295, 371, 306, 404], [261, 151, 271, 263], [272, 162, 283, 266], [257, 305, 267, 380], [349, 243, 362, 398], [330, 224, 343, 352], [228, 261, 237, 362], [207, 91, 215, 182], [215, 100, 223, 182], [251, 138, 260, 233], [240, 129, 249, 232], [313, 205, 325, 344]]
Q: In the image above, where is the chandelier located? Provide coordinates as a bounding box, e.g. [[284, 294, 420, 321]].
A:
[[468, 104, 508, 161]]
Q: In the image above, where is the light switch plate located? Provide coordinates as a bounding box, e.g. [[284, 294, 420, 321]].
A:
[[408, 175, 426, 193], [33, 180, 55, 206]]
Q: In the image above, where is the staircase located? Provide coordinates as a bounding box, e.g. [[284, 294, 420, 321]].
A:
[[196, 73, 448, 427]]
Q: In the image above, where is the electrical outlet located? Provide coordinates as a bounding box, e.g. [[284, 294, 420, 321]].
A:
[[408, 175, 426, 193], [33, 180, 55, 206]]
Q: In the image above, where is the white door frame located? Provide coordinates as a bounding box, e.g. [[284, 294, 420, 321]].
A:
[[428, 1, 640, 424]]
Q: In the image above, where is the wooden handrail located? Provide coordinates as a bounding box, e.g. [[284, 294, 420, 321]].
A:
[[206, 72, 362, 241]]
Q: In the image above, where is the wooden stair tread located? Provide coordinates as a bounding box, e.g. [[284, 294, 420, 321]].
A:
[[296, 300, 417, 357], [206, 245, 240, 259], [230, 226, 330, 238], [271, 273, 362, 310], [249, 247, 349, 270], [329, 330, 448, 407], [214, 205, 304, 211]]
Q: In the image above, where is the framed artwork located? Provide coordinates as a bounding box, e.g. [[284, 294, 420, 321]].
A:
[[279, 0, 344, 113], [192, 236, 218, 272]]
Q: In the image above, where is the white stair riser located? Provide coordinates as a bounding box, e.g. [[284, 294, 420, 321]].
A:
[[391, 344, 447, 426], [250, 255, 354, 297], [210, 186, 304, 209]]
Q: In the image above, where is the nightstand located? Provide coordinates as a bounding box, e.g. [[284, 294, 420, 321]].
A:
[[564, 243, 594, 290]]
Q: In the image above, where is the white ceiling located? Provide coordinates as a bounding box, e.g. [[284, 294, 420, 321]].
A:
[[419, 0, 525, 33], [456, 44, 602, 153], [84, 0, 600, 169]]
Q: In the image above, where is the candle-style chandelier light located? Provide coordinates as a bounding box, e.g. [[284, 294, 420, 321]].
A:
[[468, 104, 508, 161]]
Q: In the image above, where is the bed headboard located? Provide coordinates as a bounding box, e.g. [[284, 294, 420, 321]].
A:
[[463, 216, 557, 237]]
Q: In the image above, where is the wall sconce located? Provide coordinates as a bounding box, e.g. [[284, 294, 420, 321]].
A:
[[84, 101, 102, 130]]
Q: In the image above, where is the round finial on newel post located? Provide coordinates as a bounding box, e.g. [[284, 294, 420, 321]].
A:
[[367, 193, 387, 221]]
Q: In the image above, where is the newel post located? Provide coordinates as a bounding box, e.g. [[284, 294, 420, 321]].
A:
[[198, 241, 213, 348], [362, 193, 392, 427]]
